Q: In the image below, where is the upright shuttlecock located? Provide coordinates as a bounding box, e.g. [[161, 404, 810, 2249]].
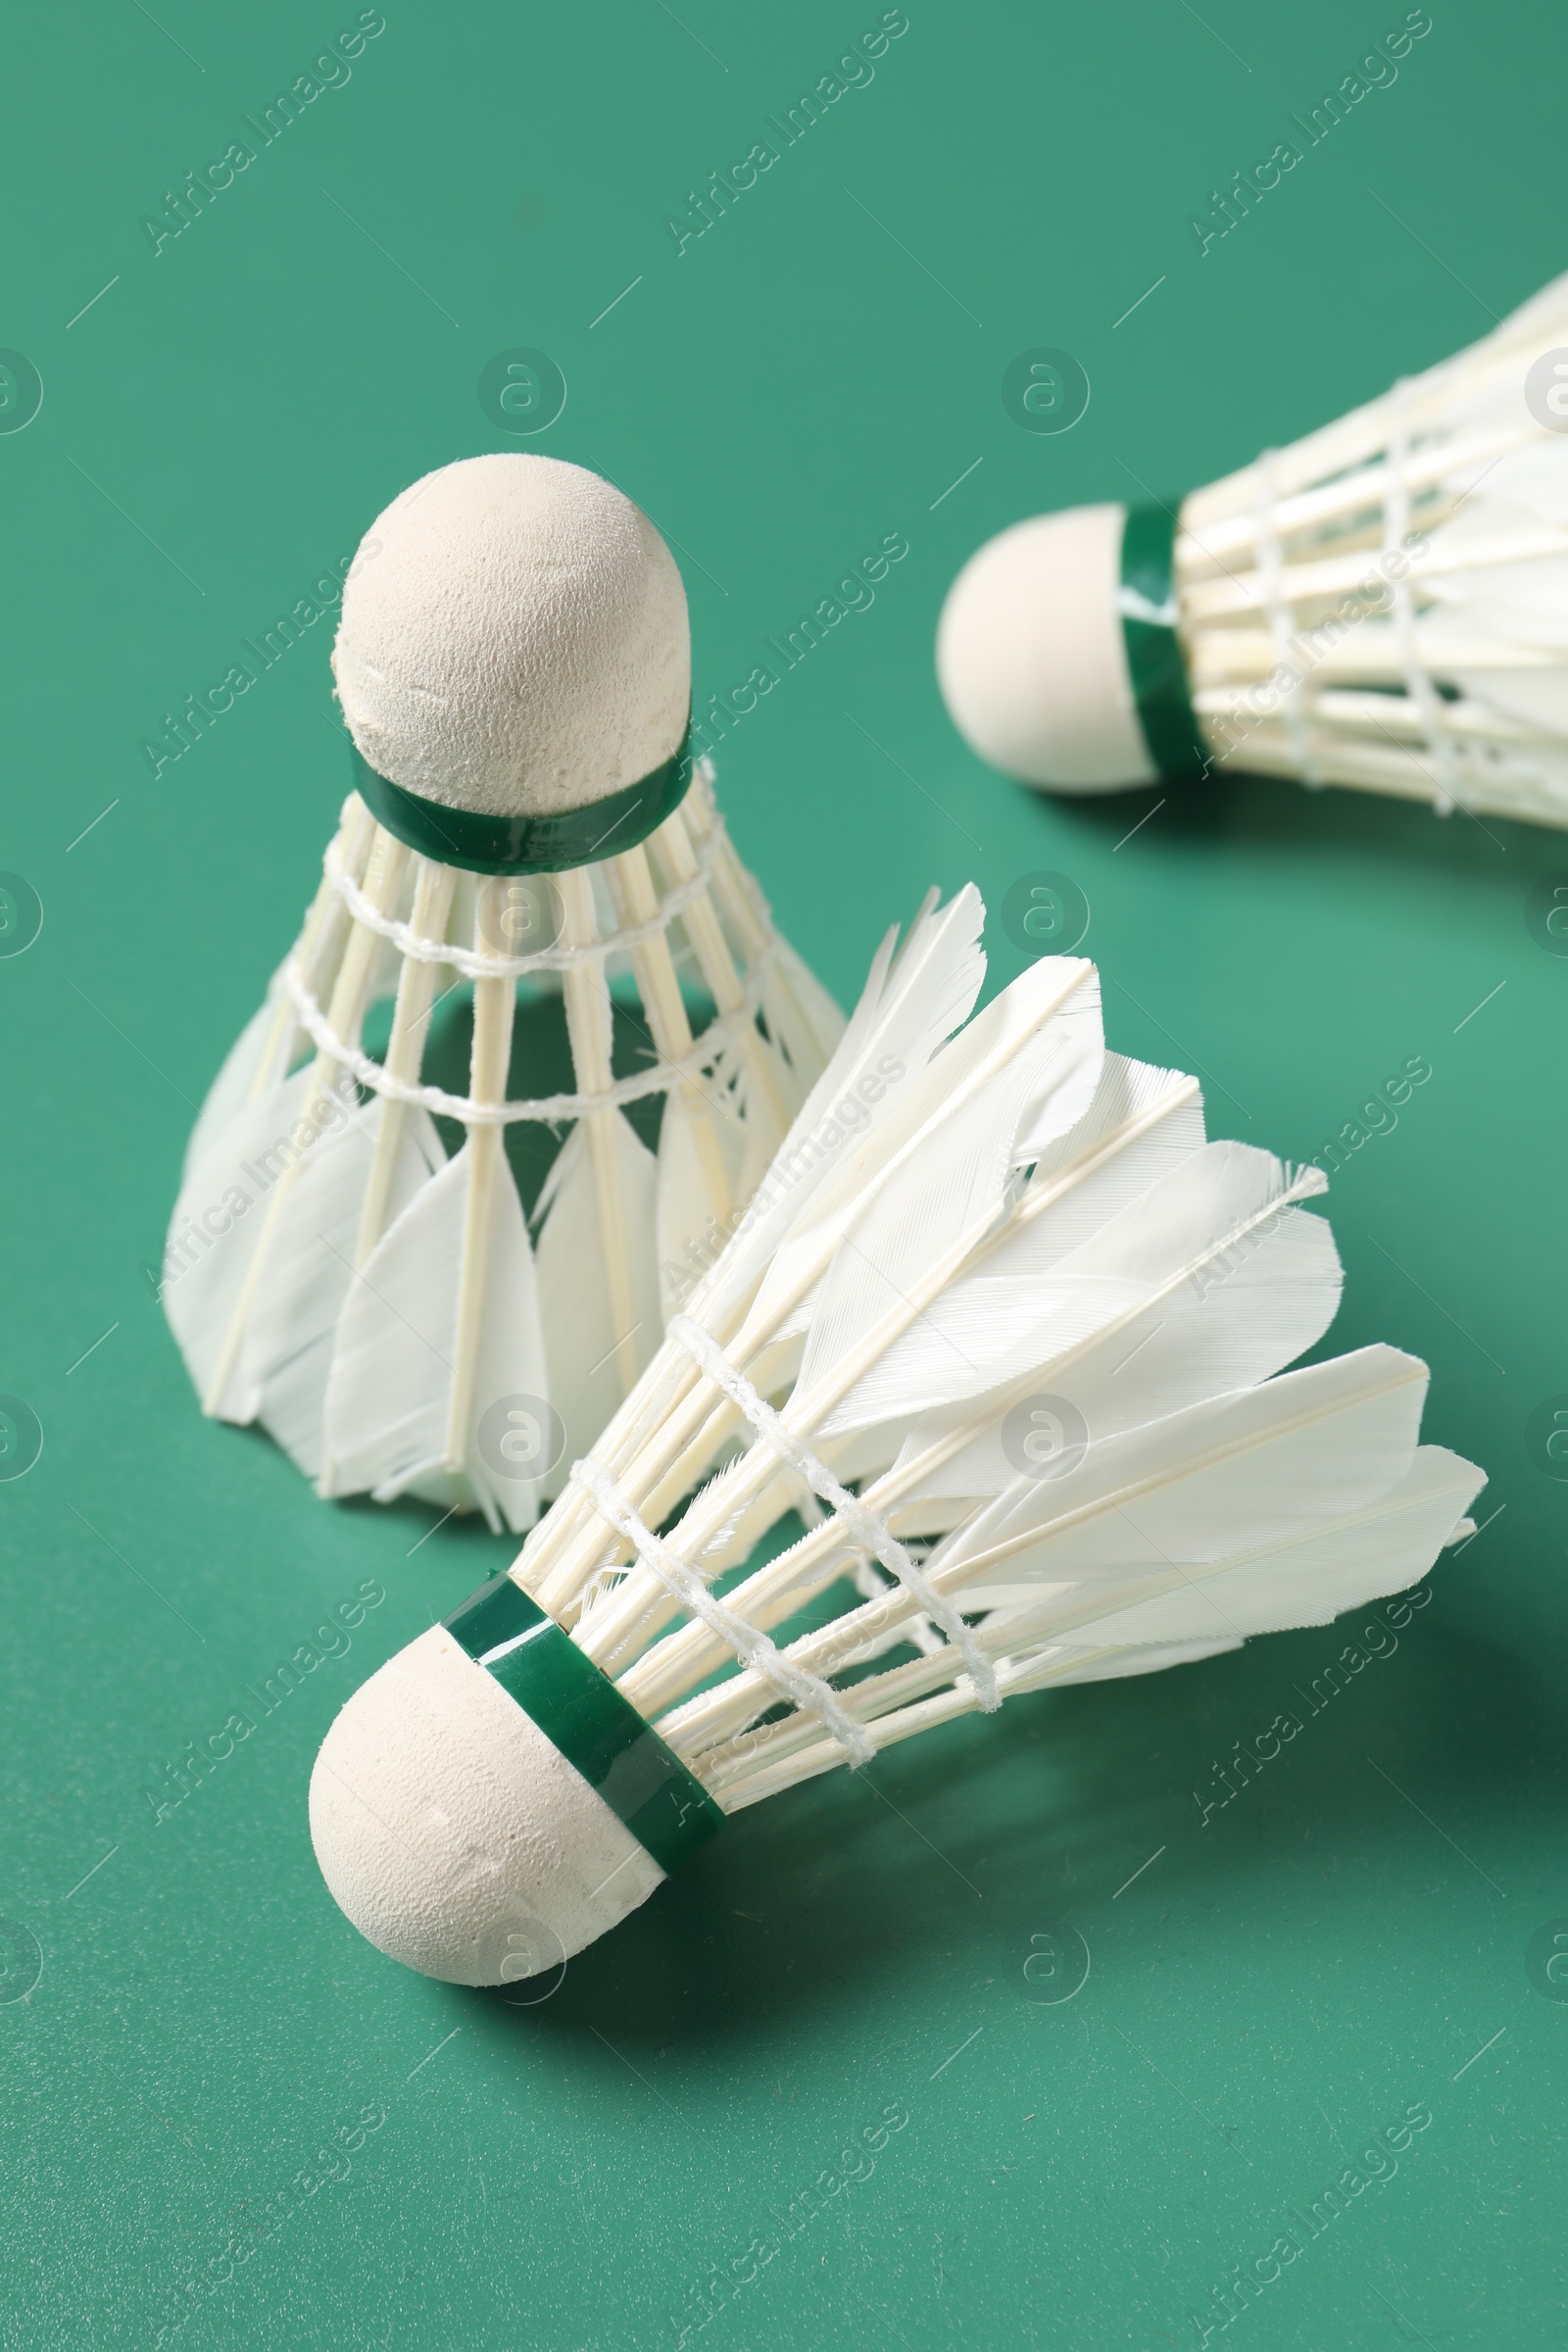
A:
[[939, 273, 1568, 827], [309, 888, 1483, 1984], [163, 455, 841, 1530]]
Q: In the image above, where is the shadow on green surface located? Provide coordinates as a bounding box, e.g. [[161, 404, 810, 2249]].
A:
[[985, 753, 1560, 902], [457, 1583, 1560, 2055]]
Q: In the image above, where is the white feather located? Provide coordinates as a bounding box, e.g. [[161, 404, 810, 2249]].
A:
[[934, 1345, 1431, 1601], [165, 1071, 310, 1409], [501, 894, 1487, 1843], [746, 954, 1097, 1371], [792, 1054, 1207, 1476], [889, 1143, 1343, 1490], [1161, 270, 1568, 827], [668, 1360, 1468, 1784], [243, 1099, 445, 1473], [164, 1068, 439, 1424], [535, 1113, 662, 1475], [181, 1000, 288, 1179], [980, 1446, 1483, 1655], [758, 936, 848, 1119], [1023, 1638, 1242, 1685], [701, 885, 987, 1316], [1026, 1051, 1207, 1227], [322, 1144, 548, 1533], [796, 961, 1104, 1427], [657, 1083, 746, 1320]]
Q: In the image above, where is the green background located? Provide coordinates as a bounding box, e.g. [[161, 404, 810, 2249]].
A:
[[3, 0, 1566, 2343]]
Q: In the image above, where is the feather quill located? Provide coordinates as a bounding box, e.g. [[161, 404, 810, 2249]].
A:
[[164, 1070, 314, 1416], [242, 1096, 445, 1474], [793, 959, 1103, 1425], [932, 1345, 1433, 1601], [506, 895, 1482, 1832], [180, 1001, 289, 1180], [656, 1079, 746, 1320], [322, 1140, 549, 1531], [985, 1446, 1483, 1654], [682, 1355, 1476, 1795], [699, 885, 988, 1318], [886, 1144, 1342, 1493], [535, 1113, 662, 1476]]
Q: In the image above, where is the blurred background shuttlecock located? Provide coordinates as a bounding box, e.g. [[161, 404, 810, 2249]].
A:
[[308, 888, 1484, 1985], [938, 272, 1568, 827], [162, 455, 842, 1531]]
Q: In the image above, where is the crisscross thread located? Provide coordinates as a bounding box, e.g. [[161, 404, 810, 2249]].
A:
[[569, 1461, 876, 1768], [277, 944, 775, 1126], [1254, 447, 1322, 788], [1385, 376, 1461, 814], [667, 1313, 1000, 1711], [323, 796, 727, 979]]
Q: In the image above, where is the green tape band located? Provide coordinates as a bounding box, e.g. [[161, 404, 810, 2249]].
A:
[[1119, 504, 1206, 782], [350, 725, 694, 876], [444, 1572, 724, 1877]]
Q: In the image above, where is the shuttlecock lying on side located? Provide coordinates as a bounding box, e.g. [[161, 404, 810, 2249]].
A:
[[310, 887, 1484, 1984], [163, 454, 842, 1531], [939, 272, 1568, 827]]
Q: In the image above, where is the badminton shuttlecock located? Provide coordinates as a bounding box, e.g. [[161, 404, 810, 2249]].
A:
[[309, 888, 1483, 1984], [162, 455, 842, 1530], [939, 273, 1568, 826]]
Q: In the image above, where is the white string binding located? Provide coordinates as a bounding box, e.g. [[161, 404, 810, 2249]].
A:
[[570, 1460, 876, 1768], [324, 796, 729, 980], [1385, 376, 1462, 816], [667, 1313, 1001, 1712], [1254, 447, 1321, 788], [276, 945, 776, 1126]]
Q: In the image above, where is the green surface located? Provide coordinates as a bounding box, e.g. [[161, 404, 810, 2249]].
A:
[[3, 1, 1567, 2344]]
